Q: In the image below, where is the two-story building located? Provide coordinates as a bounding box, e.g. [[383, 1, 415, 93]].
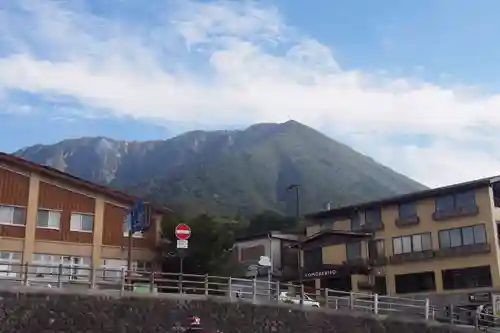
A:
[[233, 231, 301, 280], [0, 153, 168, 282], [304, 176, 500, 305]]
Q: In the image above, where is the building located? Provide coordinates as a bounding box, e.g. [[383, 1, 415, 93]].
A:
[[0, 153, 168, 283], [233, 231, 301, 280], [304, 176, 500, 305]]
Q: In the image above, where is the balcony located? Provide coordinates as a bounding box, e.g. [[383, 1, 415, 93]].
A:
[[353, 223, 384, 233], [395, 215, 420, 228], [434, 243, 490, 258], [368, 256, 388, 266], [342, 258, 371, 275], [432, 205, 479, 221], [389, 250, 434, 265]]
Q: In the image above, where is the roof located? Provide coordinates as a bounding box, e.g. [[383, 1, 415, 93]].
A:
[[0, 152, 171, 214], [289, 230, 372, 248], [303, 230, 372, 243], [306, 175, 500, 220], [235, 230, 302, 243]]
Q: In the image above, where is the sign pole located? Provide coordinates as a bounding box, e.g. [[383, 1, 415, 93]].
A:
[[175, 224, 191, 294], [127, 229, 133, 276], [179, 250, 185, 294]]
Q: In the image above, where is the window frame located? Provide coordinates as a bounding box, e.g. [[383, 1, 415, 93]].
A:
[[365, 207, 382, 226], [442, 265, 492, 290], [438, 224, 487, 249], [368, 239, 385, 260], [398, 202, 417, 219], [36, 209, 62, 230], [395, 271, 436, 294], [435, 191, 476, 213], [392, 232, 432, 255], [0, 205, 26, 226], [69, 212, 94, 233], [346, 241, 362, 261], [350, 213, 361, 230], [0, 251, 22, 278], [32, 254, 91, 281]]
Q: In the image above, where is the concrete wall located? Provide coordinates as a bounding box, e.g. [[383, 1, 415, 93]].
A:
[[0, 287, 472, 333]]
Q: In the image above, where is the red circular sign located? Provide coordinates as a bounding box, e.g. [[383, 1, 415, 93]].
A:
[[175, 223, 191, 240]]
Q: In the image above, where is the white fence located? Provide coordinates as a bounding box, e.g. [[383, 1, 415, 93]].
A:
[[0, 263, 434, 321]]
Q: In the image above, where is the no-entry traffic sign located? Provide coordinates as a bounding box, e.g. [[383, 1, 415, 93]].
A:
[[175, 223, 191, 240]]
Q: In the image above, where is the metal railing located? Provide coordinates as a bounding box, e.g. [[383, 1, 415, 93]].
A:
[[431, 304, 500, 330], [0, 263, 432, 320]]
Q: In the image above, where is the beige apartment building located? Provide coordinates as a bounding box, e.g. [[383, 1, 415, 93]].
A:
[[0, 152, 168, 281], [304, 176, 500, 304]]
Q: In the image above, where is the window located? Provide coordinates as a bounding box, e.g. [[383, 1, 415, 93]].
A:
[[70, 213, 94, 232], [435, 191, 476, 213], [36, 210, 61, 229], [133, 261, 152, 272], [393, 233, 432, 255], [368, 239, 385, 259], [32, 254, 90, 281], [62, 256, 91, 280], [438, 224, 487, 249], [304, 248, 322, 269], [100, 259, 127, 280], [31, 254, 61, 281], [100, 259, 150, 280], [0, 205, 26, 226], [365, 208, 382, 226], [0, 251, 21, 277], [395, 271, 436, 294], [442, 266, 492, 290], [398, 203, 417, 219], [350, 213, 361, 230], [346, 242, 362, 261]]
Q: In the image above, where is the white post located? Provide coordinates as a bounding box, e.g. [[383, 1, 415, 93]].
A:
[[324, 288, 330, 308], [349, 292, 355, 310], [424, 298, 430, 320], [228, 277, 233, 300], [373, 293, 379, 314], [90, 266, 96, 289], [252, 277, 257, 303], [120, 267, 126, 296], [300, 284, 305, 307]]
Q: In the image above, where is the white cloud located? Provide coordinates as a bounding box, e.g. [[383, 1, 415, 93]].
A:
[[1, 0, 500, 187]]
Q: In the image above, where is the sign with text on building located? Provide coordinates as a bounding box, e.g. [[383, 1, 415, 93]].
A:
[[303, 269, 338, 279]]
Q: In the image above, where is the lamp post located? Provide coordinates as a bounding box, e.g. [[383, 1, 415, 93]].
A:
[[286, 184, 303, 305]]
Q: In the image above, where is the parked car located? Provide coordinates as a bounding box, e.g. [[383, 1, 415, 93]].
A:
[[278, 292, 320, 307]]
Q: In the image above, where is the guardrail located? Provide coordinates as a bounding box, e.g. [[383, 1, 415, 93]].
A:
[[0, 263, 433, 320]]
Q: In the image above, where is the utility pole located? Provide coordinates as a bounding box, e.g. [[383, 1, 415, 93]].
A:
[[286, 184, 303, 305]]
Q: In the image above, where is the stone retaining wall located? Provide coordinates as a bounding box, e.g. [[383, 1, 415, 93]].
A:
[[0, 287, 472, 333]]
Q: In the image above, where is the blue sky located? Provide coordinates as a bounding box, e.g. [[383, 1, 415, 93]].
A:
[[1, 0, 500, 187]]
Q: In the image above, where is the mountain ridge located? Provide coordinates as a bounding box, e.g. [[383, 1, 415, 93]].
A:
[[14, 120, 428, 217]]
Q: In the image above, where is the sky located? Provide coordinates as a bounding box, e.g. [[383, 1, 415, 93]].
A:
[[1, 0, 500, 188]]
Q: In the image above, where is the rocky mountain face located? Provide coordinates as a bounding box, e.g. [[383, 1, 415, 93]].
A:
[[15, 121, 427, 217]]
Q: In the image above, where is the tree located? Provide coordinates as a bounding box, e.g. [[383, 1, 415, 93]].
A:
[[158, 213, 237, 275], [244, 210, 298, 236]]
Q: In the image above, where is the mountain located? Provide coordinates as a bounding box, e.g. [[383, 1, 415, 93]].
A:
[[14, 121, 427, 217]]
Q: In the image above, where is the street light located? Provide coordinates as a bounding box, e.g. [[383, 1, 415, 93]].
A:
[[286, 183, 303, 305]]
